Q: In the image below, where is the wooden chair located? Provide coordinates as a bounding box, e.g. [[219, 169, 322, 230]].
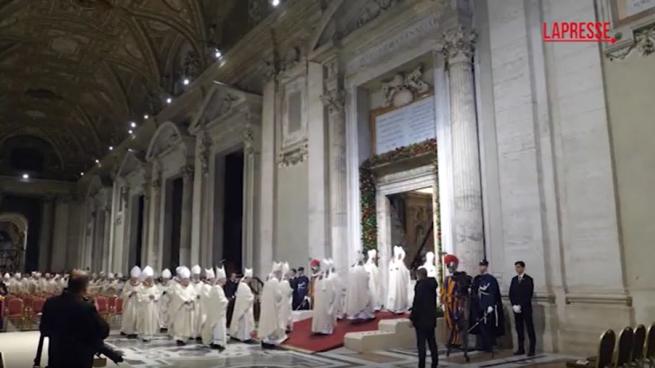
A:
[[616, 327, 634, 368], [645, 323, 655, 368], [30, 297, 46, 326], [95, 296, 109, 320], [631, 324, 646, 367], [597, 329, 617, 368], [5, 297, 25, 330]]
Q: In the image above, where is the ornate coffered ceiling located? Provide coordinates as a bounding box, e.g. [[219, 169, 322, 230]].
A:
[[0, 0, 252, 180]]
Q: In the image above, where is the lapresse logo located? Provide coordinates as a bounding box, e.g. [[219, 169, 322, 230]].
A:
[[542, 21, 616, 43]]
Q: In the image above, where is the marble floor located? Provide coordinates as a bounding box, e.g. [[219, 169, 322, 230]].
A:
[[0, 331, 577, 368]]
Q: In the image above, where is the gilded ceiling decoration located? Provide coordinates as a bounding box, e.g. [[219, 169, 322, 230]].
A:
[[0, 0, 252, 180]]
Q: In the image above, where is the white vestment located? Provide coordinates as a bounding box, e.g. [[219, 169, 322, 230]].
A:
[[345, 264, 375, 320], [229, 281, 255, 341], [258, 277, 287, 345], [120, 280, 140, 334], [311, 275, 336, 334], [200, 283, 229, 346], [330, 272, 346, 320], [279, 279, 293, 331], [169, 283, 198, 341], [136, 284, 160, 339], [158, 281, 172, 329], [192, 281, 204, 338], [364, 259, 383, 310], [386, 258, 410, 313]]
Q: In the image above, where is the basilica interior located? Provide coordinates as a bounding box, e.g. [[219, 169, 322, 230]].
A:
[[1, 0, 654, 367]]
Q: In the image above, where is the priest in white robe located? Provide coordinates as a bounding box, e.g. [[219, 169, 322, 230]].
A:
[[258, 262, 287, 348], [364, 249, 383, 310], [229, 268, 255, 342], [191, 264, 203, 339], [201, 266, 229, 350], [120, 266, 141, 337], [136, 266, 160, 341], [345, 253, 375, 321], [279, 262, 294, 332], [387, 246, 410, 313], [311, 259, 337, 335], [169, 266, 198, 345], [159, 268, 173, 332], [419, 251, 437, 278], [327, 259, 346, 320]]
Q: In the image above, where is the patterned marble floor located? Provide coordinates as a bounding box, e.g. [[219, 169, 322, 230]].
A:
[[105, 334, 577, 368]]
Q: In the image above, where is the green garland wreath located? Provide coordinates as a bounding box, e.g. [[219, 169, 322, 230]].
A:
[[359, 138, 439, 253]]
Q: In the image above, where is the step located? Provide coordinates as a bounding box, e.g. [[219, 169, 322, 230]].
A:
[[344, 318, 415, 352]]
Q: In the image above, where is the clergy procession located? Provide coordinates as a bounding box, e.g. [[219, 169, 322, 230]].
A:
[[0, 246, 520, 364]]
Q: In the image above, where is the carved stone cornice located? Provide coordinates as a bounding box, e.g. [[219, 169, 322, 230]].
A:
[[442, 26, 476, 65], [242, 126, 257, 155], [606, 23, 655, 60], [277, 143, 308, 167], [320, 88, 346, 114], [151, 175, 162, 192], [182, 165, 194, 180]]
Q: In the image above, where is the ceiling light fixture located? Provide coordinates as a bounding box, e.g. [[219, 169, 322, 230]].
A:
[[80, 172, 84, 176], [130, 122, 137, 128], [144, 114, 149, 119], [128, 129, 133, 135], [109, 146, 114, 151], [271, 0, 280, 6], [214, 48, 222, 59], [22, 173, 29, 180], [166, 97, 172, 104], [95, 159, 100, 165], [183, 78, 190, 86]]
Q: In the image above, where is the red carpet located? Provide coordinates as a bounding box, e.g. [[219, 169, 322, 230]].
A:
[[282, 311, 407, 353]]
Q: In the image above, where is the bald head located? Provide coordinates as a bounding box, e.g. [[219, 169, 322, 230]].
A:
[[67, 269, 90, 295]]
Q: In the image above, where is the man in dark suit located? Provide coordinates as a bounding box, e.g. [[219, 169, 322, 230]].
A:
[[410, 268, 439, 368], [509, 260, 536, 356], [40, 270, 122, 368]]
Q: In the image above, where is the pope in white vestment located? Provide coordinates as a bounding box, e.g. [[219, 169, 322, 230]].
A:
[[258, 262, 288, 347], [386, 246, 410, 313], [201, 266, 229, 350], [229, 268, 255, 342], [136, 266, 160, 341], [169, 266, 198, 345], [279, 262, 294, 332], [159, 268, 173, 331], [345, 254, 375, 320], [418, 251, 437, 278], [364, 249, 383, 310], [311, 259, 337, 335], [120, 266, 142, 336]]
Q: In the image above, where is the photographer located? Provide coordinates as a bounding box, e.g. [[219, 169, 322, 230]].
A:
[[39, 270, 123, 368]]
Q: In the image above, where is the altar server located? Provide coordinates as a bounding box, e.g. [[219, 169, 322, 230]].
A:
[[201, 266, 229, 350], [258, 262, 288, 348], [120, 266, 141, 337], [311, 259, 337, 335], [229, 268, 255, 342], [387, 246, 410, 313], [364, 249, 383, 310], [159, 268, 173, 332], [345, 253, 375, 320], [136, 266, 160, 341], [169, 266, 198, 345]]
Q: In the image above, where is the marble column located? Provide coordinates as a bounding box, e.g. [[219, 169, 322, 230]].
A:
[[242, 125, 258, 270], [38, 197, 54, 270], [102, 205, 112, 271], [191, 134, 210, 266], [51, 197, 70, 271], [443, 26, 484, 274], [179, 165, 194, 266], [321, 58, 348, 272], [142, 188, 150, 264], [147, 173, 162, 270]]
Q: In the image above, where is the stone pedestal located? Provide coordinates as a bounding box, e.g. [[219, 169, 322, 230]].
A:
[[443, 27, 484, 274]]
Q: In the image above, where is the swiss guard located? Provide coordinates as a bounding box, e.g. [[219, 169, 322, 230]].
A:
[[440, 254, 472, 362], [470, 259, 505, 354]]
